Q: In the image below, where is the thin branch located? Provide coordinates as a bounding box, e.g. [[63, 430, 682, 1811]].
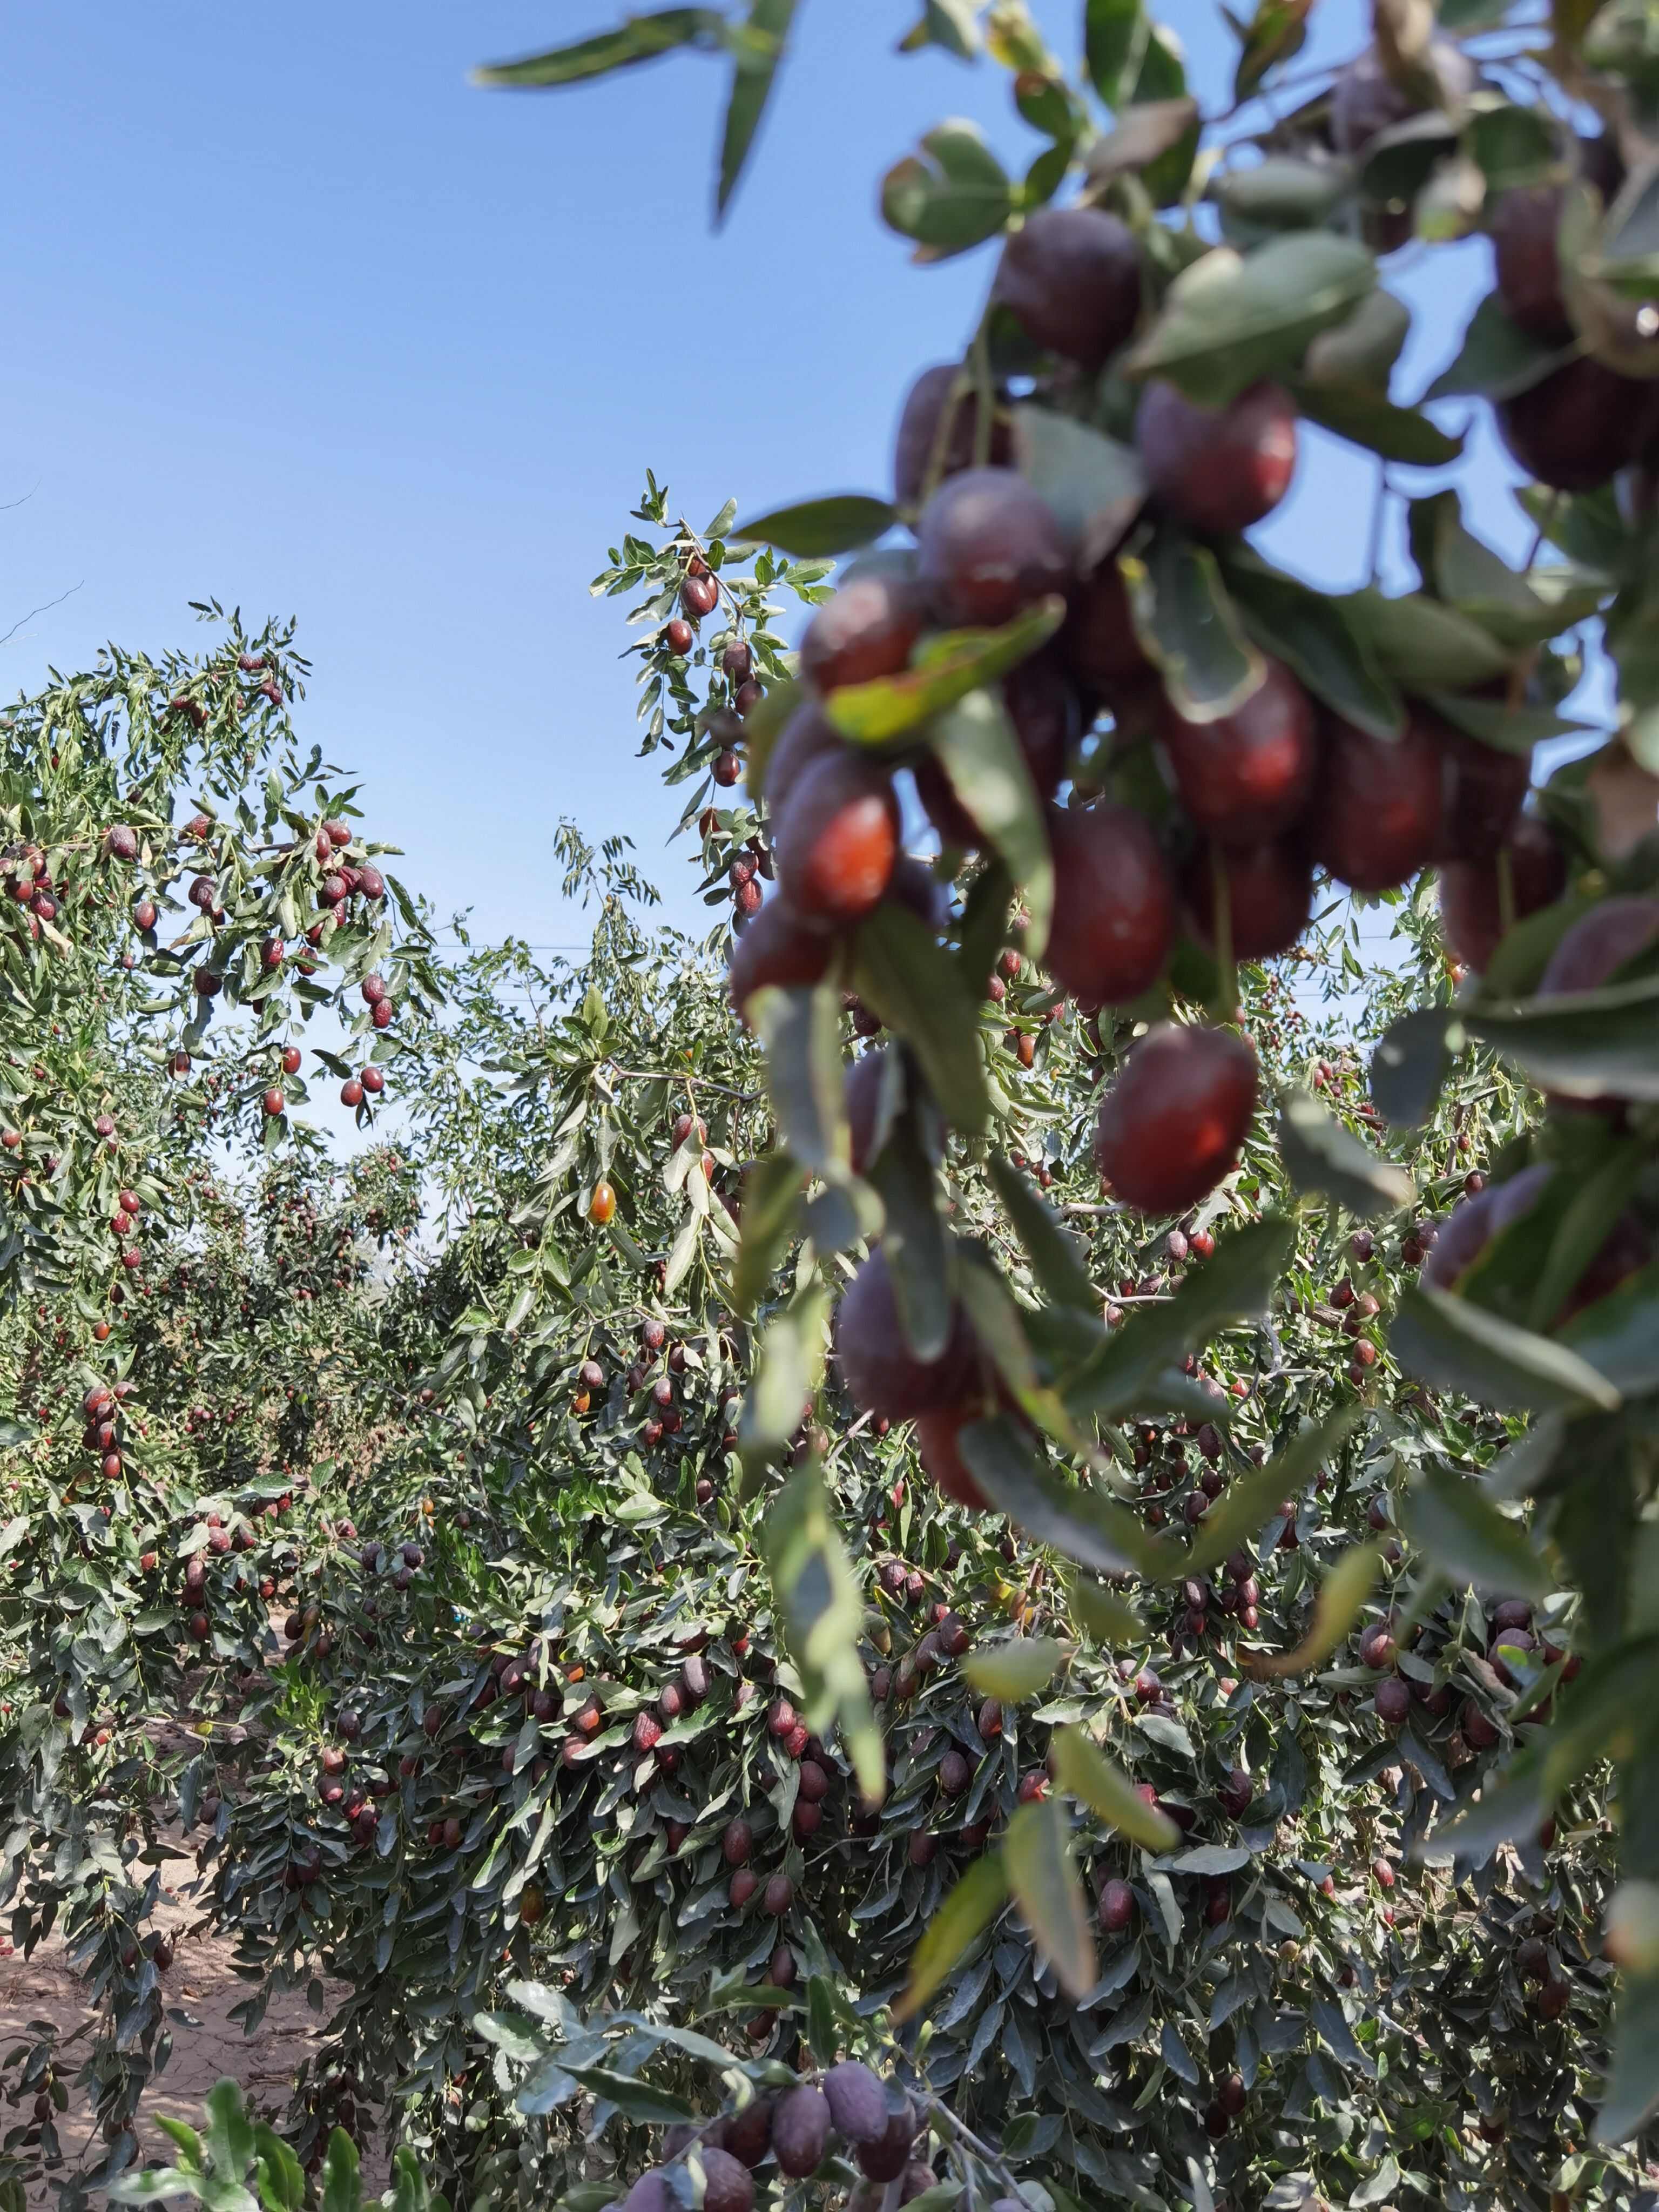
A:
[[0, 580, 83, 650]]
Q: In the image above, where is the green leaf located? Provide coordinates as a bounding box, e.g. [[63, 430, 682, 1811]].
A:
[[962, 1636, 1067, 1701], [1050, 1723, 1181, 1849], [252, 2127, 305, 2212], [750, 983, 848, 1178], [1289, 378, 1464, 466], [1276, 1085, 1415, 1218], [1301, 287, 1412, 388], [739, 1289, 828, 1477], [893, 1852, 1009, 2021], [1004, 1799, 1097, 2000], [740, 675, 804, 804], [959, 1414, 1161, 1577], [1123, 233, 1377, 407], [717, 0, 799, 220], [1231, 0, 1312, 96], [558, 2067, 696, 2125], [1061, 1568, 1146, 1644], [1370, 1007, 1454, 1128], [731, 494, 895, 558], [852, 905, 989, 1136], [320, 2131, 361, 2212], [1243, 1544, 1386, 1678], [1124, 534, 1264, 722], [987, 1152, 1096, 1311], [732, 1151, 806, 1317], [928, 687, 1053, 957], [1181, 1411, 1361, 1577], [1527, 1141, 1649, 1338], [107, 2173, 203, 2204], [898, 0, 982, 59], [1063, 1215, 1295, 1418], [1558, 1261, 1659, 1395], [1424, 291, 1575, 403], [823, 596, 1065, 745], [205, 2086, 255, 2191], [1213, 158, 1346, 243], [1011, 405, 1146, 571], [1392, 1284, 1623, 1415], [474, 11, 721, 88], [1338, 588, 1513, 690], [1084, 0, 1143, 105], [866, 1111, 955, 1363], [1465, 972, 1659, 1102], [1425, 690, 1593, 753], [1082, 99, 1201, 195], [882, 119, 1013, 259], [762, 1461, 886, 1804], [1402, 1464, 1551, 1600], [1220, 551, 1402, 741]]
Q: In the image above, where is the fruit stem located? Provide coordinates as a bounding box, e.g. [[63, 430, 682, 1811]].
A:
[[1209, 842, 1238, 1025], [969, 315, 994, 470]]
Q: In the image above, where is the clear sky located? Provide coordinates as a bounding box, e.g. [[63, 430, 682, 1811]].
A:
[[1, 0, 1542, 967]]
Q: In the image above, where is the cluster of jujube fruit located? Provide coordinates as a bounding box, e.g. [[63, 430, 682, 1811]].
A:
[[614, 2060, 991, 2212]]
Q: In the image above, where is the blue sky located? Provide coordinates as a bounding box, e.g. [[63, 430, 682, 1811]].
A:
[[2, 1, 1540, 965]]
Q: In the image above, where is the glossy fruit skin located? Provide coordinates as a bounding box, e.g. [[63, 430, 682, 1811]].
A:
[[773, 752, 900, 929], [1537, 895, 1659, 996], [262, 1088, 284, 1117], [1044, 802, 1176, 1007], [993, 205, 1142, 368], [1137, 380, 1297, 536], [682, 572, 719, 621], [588, 1182, 616, 1225], [1438, 814, 1567, 972], [727, 897, 834, 1023], [1313, 710, 1444, 891], [800, 574, 923, 694], [724, 2100, 774, 2169], [1181, 838, 1312, 960], [1375, 1677, 1412, 1726], [1497, 356, 1659, 492], [1158, 660, 1318, 847], [1437, 720, 1532, 862], [1490, 184, 1570, 340], [834, 1248, 979, 1421], [916, 467, 1071, 630], [664, 617, 694, 655], [1095, 1023, 1259, 1215], [915, 1403, 994, 1510], [893, 364, 1011, 508]]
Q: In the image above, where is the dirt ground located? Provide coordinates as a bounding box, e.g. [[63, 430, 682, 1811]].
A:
[[0, 1883, 383, 2210]]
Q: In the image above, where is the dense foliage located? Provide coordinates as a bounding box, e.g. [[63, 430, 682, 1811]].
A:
[[9, 0, 1659, 2207]]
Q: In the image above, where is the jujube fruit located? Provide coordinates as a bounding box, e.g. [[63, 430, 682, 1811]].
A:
[[1496, 357, 1659, 492], [915, 1403, 995, 1511], [916, 467, 1070, 630], [834, 1248, 979, 1421], [772, 2085, 831, 2177], [993, 204, 1142, 368], [1181, 838, 1311, 961], [1438, 814, 1567, 972], [892, 364, 1010, 508], [1062, 558, 1150, 695], [699, 2147, 754, 2212], [1098, 1876, 1137, 1932], [1312, 710, 1444, 891], [1137, 380, 1297, 537], [1536, 895, 1659, 997], [773, 752, 900, 929], [727, 898, 833, 1024], [822, 2061, 888, 2147], [1437, 719, 1532, 862], [800, 574, 923, 694], [1043, 802, 1176, 1007], [1330, 39, 1476, 158], [1095, 1023, 1259, 1214], [1158, 660, 1317, 846]]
